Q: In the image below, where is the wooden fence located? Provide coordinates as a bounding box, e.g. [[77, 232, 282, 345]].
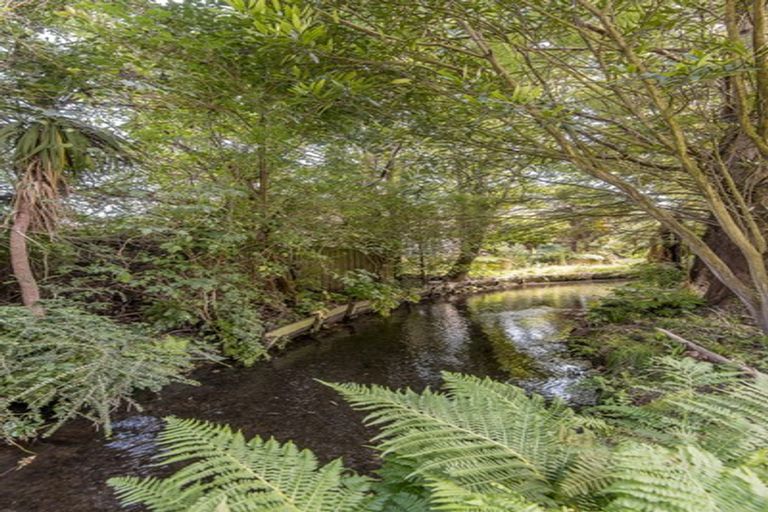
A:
[[299, 248, 393, 291]]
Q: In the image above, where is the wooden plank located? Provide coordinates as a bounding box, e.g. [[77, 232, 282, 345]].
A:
[[324, 304, 350, 323], [265, 317, 315, 341], [354, 300, 372, 314]]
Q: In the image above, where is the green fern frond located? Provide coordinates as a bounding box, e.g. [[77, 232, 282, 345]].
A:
[[111, 371, 768, 512], [365, 491, 430, 512], [557, 445, 613, 503], [324, 373, 586, 503], [647, 357, 740, 393], [426, 480, 551, 511], [365, 457, 431, 512], [603, 443, 768, 512], [108, 417, 371, 512], [600, 360, 768, 460]]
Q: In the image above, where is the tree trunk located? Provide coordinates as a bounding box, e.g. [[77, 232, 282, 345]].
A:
[[447, 233, 484, 281], [690, 223, 768, 335], [649, 224, 684, 268], [690, 223, 749, 305], [10, 197, 44, 316], [690, 125, 768, 320]]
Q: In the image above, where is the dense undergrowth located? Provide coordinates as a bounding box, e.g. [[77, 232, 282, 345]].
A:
[[0, 304, 212, 441], [3, 1, 768, 508], [0, 250, 622, 444], [109, 362, 768, 512], [104, 264, 768, 511], [572, 264, 768, 404]]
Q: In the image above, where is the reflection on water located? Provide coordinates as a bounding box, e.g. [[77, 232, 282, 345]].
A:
[[467, 283, 614, 402], [400, 302, 472, 381], [105, 416, 163, 462], [0, 281, 619, 512]]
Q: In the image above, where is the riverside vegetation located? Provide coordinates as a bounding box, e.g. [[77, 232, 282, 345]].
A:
[[105, 266, 768, 512], [3, 1, 768, 511]]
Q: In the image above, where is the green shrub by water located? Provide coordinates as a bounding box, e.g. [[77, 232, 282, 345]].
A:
[[0, 305, 209, 441], [588, 285, 704, 324], [587, 263, 703, 324], [340, 269, 418, 315]]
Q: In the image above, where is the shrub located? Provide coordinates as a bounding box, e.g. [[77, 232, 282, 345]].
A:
[[588, 285, 704, 324], [532, 244, 571, 265], [47, 219, 276, 366], [0, 305, 209, 441], [340, 270, 418, 316], [633, 262, 686, 288]]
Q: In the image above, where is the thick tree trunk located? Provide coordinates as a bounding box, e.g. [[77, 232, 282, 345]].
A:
[[690, 223, 749, 305], [690, 224, 768, 336], [10, 197, 44, 316], [649, 225, 684, 268], [447, 234, 484, 281], [690, 126, 768, 321]]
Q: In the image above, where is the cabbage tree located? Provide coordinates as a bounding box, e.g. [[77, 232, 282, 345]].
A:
[[0, 115, 127, 315]]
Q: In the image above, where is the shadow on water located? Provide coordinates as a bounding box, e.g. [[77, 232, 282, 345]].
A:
[[0, 281, 617, 511]]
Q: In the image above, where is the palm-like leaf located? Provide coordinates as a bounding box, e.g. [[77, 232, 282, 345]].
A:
[[0, 115, 129, 232], [108, 417, 371, 512]]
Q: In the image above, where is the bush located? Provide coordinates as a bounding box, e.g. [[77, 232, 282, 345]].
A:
[[0, 305, 210, 441], [340, 270, 418, 316], [588, 285, 704, 324], [532, 243, 571, 265], [633, 262, 686, 288]]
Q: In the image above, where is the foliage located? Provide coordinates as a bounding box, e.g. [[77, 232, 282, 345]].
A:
[[113, 366, 768, 511], [340, 270, 417, 316], [0, 115, 128, 232], [655, 312, 768, 370], [632, 263, 687, 289], [47, 216, 276, 366], [0, 305, 207, 441], [330, 373, 581, 506], [109, 417, 372, 512], [588, 285, 704, 324]]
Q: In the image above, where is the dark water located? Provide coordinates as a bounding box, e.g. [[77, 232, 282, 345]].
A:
[[0, 281, 616, 512]]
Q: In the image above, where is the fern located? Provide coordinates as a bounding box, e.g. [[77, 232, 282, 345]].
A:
[[112, 369, 768, 512], [0, 305, 206, 440], [364, 458, 431, 512], [426, 480, 551, 511], [108, 417, 371, 512], [603, 443, 768, 512], [325, 373, 591, 505], [597, 358, 768, 461]]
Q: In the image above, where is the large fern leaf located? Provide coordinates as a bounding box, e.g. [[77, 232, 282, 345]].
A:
[[325, 372, 589, 504], [603, 443, 768, 512], [598, 358, 768, 460], [426, 479, 551, 512], [108, 417, 371, 512]]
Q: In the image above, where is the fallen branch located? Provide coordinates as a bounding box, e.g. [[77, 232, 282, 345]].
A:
[[656, 328, 764, 378]]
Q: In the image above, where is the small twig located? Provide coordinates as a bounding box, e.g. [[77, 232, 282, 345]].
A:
[[657, 328, 764, 378]]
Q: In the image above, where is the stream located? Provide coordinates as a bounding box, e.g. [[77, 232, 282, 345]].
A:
[[0, 281, 617, 512]]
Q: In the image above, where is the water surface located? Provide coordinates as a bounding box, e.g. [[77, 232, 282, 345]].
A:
[[0, 281, 616, 511]]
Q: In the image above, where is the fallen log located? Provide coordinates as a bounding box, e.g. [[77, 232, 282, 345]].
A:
[[656, 328, 764, 378]]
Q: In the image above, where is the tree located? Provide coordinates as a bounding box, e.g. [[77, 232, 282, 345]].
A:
[[313, 0, 768, 331], [0, 115, 126, 315]]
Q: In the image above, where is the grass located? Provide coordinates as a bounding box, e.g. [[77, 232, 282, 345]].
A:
[[469, 258, 642, 280]]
